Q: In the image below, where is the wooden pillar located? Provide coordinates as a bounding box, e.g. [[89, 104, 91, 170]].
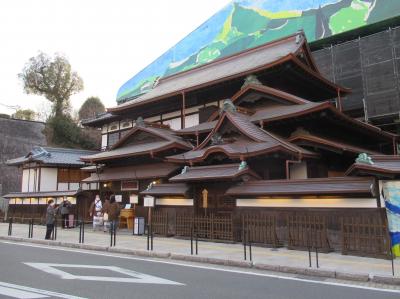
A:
[[182, 91, 186, 129], [393, 137, 397, 155], [337, 88, 343, 112]]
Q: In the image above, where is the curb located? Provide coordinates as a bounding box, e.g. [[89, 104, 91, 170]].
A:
[[0, 236, 397, 286]]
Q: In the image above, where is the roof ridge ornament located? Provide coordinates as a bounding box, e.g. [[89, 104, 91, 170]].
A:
[[181, 166, 189, 174], [136, 116, 145, 127], [222, 99, 237, 113], [356, 153, 374, 165], [238, 160, 247, 171], [211, 133, 223, 145], [241, 74, 262, 89]]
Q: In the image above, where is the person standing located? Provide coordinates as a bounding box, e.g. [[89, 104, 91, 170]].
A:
[[108, 195, 121, 235], [60, 197, 71, 229], [45, 199, 58, 240], [101, 197, 111, 232], [89, 194, 103, 231]]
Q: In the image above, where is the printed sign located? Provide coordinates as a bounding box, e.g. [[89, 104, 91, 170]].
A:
[[115, 195, 122, 203], [129, 194, 138, 204], [143, 196, 155, 207]]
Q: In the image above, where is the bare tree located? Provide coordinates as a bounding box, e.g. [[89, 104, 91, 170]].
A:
[[19, 52, 83, 117]]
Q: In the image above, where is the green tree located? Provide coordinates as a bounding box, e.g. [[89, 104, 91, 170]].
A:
[[46, 115, 97, 149], [12, 109, 36, 121], [18, 52, 83, 117], [78, 96, 105, 120]]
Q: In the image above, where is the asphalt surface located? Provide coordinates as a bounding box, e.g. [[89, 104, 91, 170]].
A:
[[0, 241, 398, 299]]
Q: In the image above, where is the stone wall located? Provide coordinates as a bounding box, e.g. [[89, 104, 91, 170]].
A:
[[0, 116, 47, 196]]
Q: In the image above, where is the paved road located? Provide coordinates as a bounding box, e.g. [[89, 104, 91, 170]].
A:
[[0, 241, 398, 299]]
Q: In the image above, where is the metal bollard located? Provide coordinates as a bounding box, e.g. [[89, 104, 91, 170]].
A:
[[28, 219, 33, 238], [113, 222, 116, 247], [79, 221, 82, 244], [82, 221, 85, 244], [52, 218, 58, 241], [249, 240, 252, 262], [8, 217, 13, 236], [390, 245, 395, 277], [147, 224, 150, 251], [110, 221, 116, 247], [315, 246, 319, 268], [190, 226, 193, 255], [150, 223, 153, 251], [243, 228, 247, 261], [195, 230, 198, 255], [308, 246, 312, 267]]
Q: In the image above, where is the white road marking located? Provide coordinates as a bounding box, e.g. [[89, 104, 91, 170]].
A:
[[0, 281, 87, 299], [24, 263, 183, 285], [0, 285, 47, 298], [1, 240, 400, 294]]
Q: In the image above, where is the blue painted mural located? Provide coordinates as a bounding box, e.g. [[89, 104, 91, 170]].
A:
[[116, 0, 400, 104], [383, 181, 400, 257]]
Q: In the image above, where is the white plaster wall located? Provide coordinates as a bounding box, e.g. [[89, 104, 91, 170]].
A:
[[289, 162, 307, 179], [101, 134, 108, 149], [28, 168, 36, 192], [40, 168, 58, 191], [236, 197, 378, 208], [156, 198, 193, 206], [21, 169, 29, 192], [185, 114, 199, 128]]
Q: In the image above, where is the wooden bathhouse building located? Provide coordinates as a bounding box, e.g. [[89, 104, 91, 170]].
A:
[[79, 32, 400, 257], [4, 147, 98, 221]]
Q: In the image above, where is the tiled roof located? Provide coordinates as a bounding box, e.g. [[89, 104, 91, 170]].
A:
[[168, 110, 316, 162], [3, 190, 78, 198], [109, 33, 345, 113], [82, 163, 179, 182], [81, 125, 192, 162], [345, 155, 400, 177], [287, 132, 381, 155], [140, 183, 189, 196], [169, 163, 260, 182], [250, 102, 325, 123], [225, 177, 376, 197], [81, 112, 119, 126], [176, 121, 217, 135], [6, 147, 98, 167]]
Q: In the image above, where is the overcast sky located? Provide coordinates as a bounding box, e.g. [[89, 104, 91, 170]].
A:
[[0, 0, 230, 116]]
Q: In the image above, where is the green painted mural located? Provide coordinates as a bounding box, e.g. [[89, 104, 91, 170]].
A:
[[117, 0, 400, 104]]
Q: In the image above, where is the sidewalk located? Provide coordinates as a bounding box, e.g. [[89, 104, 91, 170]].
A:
[[1, 222, 399, 286]]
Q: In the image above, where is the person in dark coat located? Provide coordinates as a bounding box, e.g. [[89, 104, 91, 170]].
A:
[[60, 197, 72, 229], [108, 195, 121, 234], [45, 199, 59, 240]]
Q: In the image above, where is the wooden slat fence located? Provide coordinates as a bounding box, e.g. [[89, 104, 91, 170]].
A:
[[242, 213, 279, 247], [341, 215, 391, 258], [176, 213, 233, 241], [287, 214, 330, 251], [151, 210, 169, 236]]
